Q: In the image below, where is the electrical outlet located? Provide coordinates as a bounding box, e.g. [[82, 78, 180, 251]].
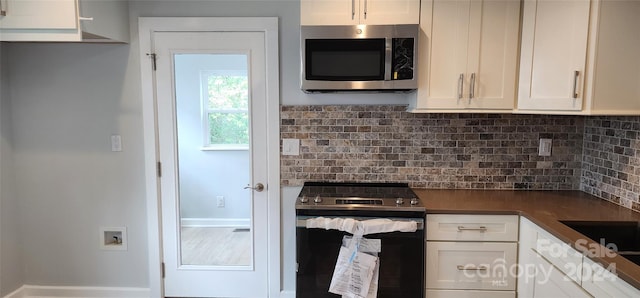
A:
[[539, 138, 552, 156], [216, 196, 225, 208], [282, 138, 300, 156]]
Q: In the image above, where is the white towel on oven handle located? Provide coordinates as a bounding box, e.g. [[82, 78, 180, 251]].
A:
[[305, 217, 417, 235]]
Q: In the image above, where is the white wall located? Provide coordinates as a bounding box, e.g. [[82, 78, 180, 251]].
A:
[[0, 42, 25, 296]]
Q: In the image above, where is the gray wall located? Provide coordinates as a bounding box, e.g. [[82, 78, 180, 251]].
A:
[[1, 42, 25, 296], [6, 42, 148, 286]]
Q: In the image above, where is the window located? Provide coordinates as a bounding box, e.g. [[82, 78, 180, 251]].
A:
[[201, 71, 249, 150]]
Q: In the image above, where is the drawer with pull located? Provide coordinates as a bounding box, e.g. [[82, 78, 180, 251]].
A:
[[425, 289, 515, 298], [426, 214, 519, 242], [426, 241, 518, 291]]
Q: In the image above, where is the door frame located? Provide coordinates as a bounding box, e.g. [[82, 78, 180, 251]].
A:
[[138, 17, 281, 297]]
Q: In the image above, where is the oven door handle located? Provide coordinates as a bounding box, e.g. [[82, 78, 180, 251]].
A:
[[296, 216, 424, 230]]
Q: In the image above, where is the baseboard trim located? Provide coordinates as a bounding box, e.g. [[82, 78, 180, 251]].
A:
[[3, 286, 24, 298], [279, 290, 295, 298], [3, 285, 150, 298], [181, 217, 250, 228]]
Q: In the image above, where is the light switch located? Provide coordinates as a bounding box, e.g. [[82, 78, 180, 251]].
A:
[[282, 138, 300, 156], [111, 135, 122, 152]]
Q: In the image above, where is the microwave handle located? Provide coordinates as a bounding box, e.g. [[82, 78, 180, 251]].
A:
[[458, 73, 464, 99], [364, 0, 368, 20], [351, 0, 355, 20], [385, 38, 392, 81]]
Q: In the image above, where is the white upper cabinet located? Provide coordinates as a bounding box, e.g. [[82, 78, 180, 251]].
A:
[[517, 0, 640, 115], [0, 0, 129, 42], [517, 0, 590, 112], [411, 0, 520, 112], [0, 0, 77, 29], [300, 0, 420, 25]]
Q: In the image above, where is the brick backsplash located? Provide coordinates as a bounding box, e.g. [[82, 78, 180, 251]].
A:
[[582, 117, 640, 212], [281, 105, 584, 190]]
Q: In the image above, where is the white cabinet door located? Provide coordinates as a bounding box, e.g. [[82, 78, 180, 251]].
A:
[[300, 0, 358, 25], [517, 0, 590, 111], [519, 217, 596, 298], [0, 0, 77, 29], [361, 0, 420, 25], [415, 0, 519, 111], [301, 0, 419, 25], [417, 0, 470, 108], [532, 254, 592, 298], [582, 258, 640, 298], [465, 0, 519, 110]]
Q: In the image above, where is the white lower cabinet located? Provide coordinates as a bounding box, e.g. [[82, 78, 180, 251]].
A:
[[426, 214, 518, 297], [529, 249, 592, 298], [425, 289, 514, 298], [427, 215, 640, 298], [518, 217, 592, 298], [426, 242, 517, 290], [582, 258, 640, 298], [519, 216, 640, 297]]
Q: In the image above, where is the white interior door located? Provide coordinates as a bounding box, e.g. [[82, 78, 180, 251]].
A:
[[154, 30, 269, 297]]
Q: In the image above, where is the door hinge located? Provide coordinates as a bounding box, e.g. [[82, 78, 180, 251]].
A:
[[161, 262, 165, 278], [156, 161, 162, 177], [146, 53, 157, 71]]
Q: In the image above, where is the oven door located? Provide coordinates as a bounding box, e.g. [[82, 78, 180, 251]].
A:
[[296, 216, 424, 298]]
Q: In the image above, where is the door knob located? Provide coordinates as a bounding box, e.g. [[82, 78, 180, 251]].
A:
[[244, 183, 265, 192]]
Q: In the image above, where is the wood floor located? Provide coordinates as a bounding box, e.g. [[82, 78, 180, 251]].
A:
[[180, 227, 252, 266]]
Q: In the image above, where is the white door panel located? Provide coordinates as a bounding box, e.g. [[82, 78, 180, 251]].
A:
[[154, 31, 269, 298]]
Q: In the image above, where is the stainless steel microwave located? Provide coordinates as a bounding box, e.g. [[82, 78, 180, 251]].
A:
[[301, 24, 419, 93]]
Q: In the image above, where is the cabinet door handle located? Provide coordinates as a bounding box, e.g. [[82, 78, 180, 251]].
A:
[[364, 0, 368, 20], [457, 73, 464, 100], [469, 73, 476, 99], [457, 265, 488, 271], [0, 0, 7, 16], [352, 0, 355, 20], [457, 225, 487, 232], [572, 70, 580, 99]]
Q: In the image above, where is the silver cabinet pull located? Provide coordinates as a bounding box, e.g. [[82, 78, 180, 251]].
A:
[[244, 183, 265, 192], [457, 225, 487, 232], [457, 74, 464, 99], [469, 73, 476, 99], [352, 0, 355, 20], [572, 70, 580, 99], [457, 265, 488, 271], [0, 0, 6, 16], [364, 0, 368, 19]]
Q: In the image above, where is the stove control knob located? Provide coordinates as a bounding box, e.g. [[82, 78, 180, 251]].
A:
[[410, 198, 419, 205], [313, 195, 323, 204], [300, 196, 309, 203], [395, 198, 404, 205]]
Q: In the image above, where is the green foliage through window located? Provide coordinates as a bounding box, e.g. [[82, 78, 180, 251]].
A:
[[209, 112, 249, 145], [205, 74, 249, 147]]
